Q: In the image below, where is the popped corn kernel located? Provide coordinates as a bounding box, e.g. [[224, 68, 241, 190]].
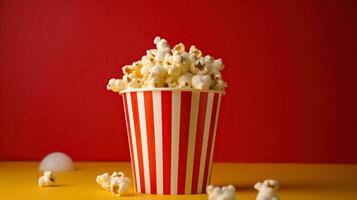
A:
[[192, 74, 211, 90], [107, 78, 126, 92], [96, 171, 131, 197], [255, 179, 280, 200], [172, 43, 185, 54], [189, 45, 202, 61], [109, 172, 131, 196], [38, 171, 56, 187], [206, 185, 236, 200], [190, 58, 208, 75], [177, 73, 193, 88]]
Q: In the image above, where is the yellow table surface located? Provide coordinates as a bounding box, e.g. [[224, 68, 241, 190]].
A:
[[0, 162, 356, 199]]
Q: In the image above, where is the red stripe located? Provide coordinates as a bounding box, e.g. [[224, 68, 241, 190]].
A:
[[144, 91, 157, 194], [122, 94, 137, 191], [177, 91, 192, 194], [191, 92, 208, 193], [201, 93, 219, 191], [130, 92, 146, 193], [161, 91, 172, 194]]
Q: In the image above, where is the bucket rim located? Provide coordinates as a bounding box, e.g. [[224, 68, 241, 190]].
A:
[[119, 88, 225, 95]]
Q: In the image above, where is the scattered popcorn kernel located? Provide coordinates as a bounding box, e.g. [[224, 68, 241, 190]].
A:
[[107, 36, 227, 92], [254, 179, 280, 200], [38, 171, 56, 187], [109, 172, 131, 196], [96, 172, 110, 190], [206, 185, 236, 200], [96, 171, 131, 196]]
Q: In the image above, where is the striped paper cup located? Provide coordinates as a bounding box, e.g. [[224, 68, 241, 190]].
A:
[[121, 88, 223, 195]]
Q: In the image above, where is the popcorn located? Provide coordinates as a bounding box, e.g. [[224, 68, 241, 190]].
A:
[[177, 73, 193, 88], [189, 45, 202, 61], [254, 179, 280, 200], [190, 58, 208, 75], [107, 78, 126, 92], [172, 53, 183, 64], [127, 78, 142, 89], [109, 172, 131, 196], [154, 36, 170, 62], [206, 185, 236, 200], [96, 171, 131, 197], [149, 64, 166, 80], [96, 172, 110, 190], [192, 74, 211, 90], [107, 36, 227, 92], [211, 73, 228, 91], [210, 58, 225, 74], [38, 171, 56, 187], [172, 43, 185, 54]]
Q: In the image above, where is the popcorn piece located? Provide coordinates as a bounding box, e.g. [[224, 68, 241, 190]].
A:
[[166, 76, 178, 88], [142, 78, 156, 88], [141, 64, 167, 88], [127, 78, 142, 89], [211, 73, 228, 91], [38, 171, 56, 187], [192, 74, 211, 90], [154, 36, 170, 62], [210, 58, 225, 74], [206, 185, 236, 200], [122, 64, 140, 78], [172, 53, 183, 65], [189, 45, 202, 61], [96, 171, 131, 197], [149, 64, 167, 80], [140, 64, 152, 76], [109, 172, 131, 196], [254, 179, 280, 200], [190, 58, 208, 75], [96, 172, 110, 190], [166, 64, 182, 77], [107, 78, 126, 92], [177, 73, 193, 88], [142, 50, 156, 65]]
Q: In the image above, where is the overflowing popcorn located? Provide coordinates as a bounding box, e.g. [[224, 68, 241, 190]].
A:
[[107, 36, 227, 92], [254, 179, 280, 200], [96, 172, 131, 196], [38, 171, 56, 187], [206, 185, 237, 200]]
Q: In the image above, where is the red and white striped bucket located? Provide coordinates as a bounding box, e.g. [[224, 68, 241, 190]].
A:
[[121, 88, 223, 194]]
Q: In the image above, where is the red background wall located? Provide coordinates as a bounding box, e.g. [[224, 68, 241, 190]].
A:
[[0, 0, 356, 163]]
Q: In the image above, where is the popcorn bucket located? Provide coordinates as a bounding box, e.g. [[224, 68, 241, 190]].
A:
[[120, 88, 223, 194]]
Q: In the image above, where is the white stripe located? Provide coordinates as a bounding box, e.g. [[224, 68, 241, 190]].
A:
[[126, 93, 141, 192], [185, 91, 200, 194], [153, 91, 163, 194], [207, 94, 222, 184], [123, 96, 136, 191], [137, 92, 151, 193], [170, 91, 181, 194], [197, 92, 214, 193]]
